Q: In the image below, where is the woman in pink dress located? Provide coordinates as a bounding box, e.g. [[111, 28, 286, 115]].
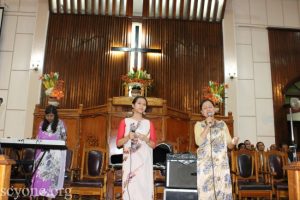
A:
[[31, 105, 66, 199], [116, 96, 157, 200]]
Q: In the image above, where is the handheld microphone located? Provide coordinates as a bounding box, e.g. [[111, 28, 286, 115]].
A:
[[207, 112, 214, 126], [130, 123, 139, 149]]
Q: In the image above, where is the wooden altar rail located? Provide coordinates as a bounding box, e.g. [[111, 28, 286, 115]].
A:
[[32, 97, 234, 167], [284, 161, 300, 200], [0, 155, 15, 200]]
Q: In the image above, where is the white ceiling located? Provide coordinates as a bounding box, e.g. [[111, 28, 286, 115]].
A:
[[49, 0, 226, 22]]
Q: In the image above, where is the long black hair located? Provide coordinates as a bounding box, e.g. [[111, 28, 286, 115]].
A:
[[132, 96, 149, 114], [42, 105, 59, 132]]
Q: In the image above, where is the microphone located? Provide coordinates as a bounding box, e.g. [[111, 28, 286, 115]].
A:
[[129, 121, 141, 150], [207, 112, 214, 126]]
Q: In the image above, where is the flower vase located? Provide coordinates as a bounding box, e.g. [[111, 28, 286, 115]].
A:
[[126, 82, 145, 97], [214, 103, 221, 114], [48, 96, 59, 107], [131, 89, 142, 97], [45, 87, 54, 96]]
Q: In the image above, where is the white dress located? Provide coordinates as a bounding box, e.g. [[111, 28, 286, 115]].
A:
[[118, 118, 154, 200]]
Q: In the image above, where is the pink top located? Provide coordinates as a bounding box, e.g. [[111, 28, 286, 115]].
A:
[[116, 119, 157, 146]]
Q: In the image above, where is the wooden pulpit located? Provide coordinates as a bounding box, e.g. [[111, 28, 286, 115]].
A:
[[0, 155, 15, 200], [284, 161, 300, 199]]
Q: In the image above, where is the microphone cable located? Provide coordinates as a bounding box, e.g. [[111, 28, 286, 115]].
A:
[[126, 121, 141, 200], [209, 122, 217, 200], [127, 130, 134, 200]]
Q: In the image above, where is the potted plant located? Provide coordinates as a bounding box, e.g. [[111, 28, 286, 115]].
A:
[[203, 81, 228, 112], [121, 67, 153, 97], [40, 72, 64, 106], [131, 85, 142, 97]]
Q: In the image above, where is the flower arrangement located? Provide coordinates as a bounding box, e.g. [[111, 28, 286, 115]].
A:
[[121, 67, 153, 87], [203, 81, 228, 104], [40, 72, 64, 100]]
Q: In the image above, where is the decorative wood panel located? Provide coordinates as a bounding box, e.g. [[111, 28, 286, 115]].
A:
[[142, 19, 224, 114], [166, 117, 190, 152], [268, 28, 300, 146], [42, 14, 131, 108]]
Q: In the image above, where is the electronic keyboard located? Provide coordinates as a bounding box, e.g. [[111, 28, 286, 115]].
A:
[[0, 138, 67, 150]]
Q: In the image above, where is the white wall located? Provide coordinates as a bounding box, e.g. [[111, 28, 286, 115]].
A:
[[230, 0, 300, 149], [0, 0, 38, 138]]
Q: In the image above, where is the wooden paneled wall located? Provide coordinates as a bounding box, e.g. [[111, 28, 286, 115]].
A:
[[268, 28, 300, 145], [42, 14, 224, 114], [42, 14, 131, 108], [142, 19, 224, 113]]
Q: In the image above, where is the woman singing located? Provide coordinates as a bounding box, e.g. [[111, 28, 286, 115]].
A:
[[194, 99, 238, 200], [116, 96, 157, 200]]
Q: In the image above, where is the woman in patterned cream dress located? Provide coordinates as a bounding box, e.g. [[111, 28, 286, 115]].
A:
[[116, 96, 157, 200], [194, 99, 238, 200]]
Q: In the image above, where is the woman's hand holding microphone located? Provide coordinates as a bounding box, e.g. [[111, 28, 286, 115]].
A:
[[206, 112, 215, 128], [128, 131, 150, 144]]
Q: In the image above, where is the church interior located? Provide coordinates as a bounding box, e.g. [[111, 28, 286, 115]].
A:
[[1, 0, 300, 199]]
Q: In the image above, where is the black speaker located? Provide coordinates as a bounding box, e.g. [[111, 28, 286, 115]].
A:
[[164, 188, 198, 200], [166, 153, 197, 189]]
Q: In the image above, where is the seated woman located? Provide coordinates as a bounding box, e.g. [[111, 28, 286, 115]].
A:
[[31, 105, 67, 199]]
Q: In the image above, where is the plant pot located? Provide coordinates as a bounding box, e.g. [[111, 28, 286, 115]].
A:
[[131, 89, 142, 97], [48, 96, 59, 107], [45, 87, 54, 96], [214, 103, 221, 114], [124, 82, 146, 97]]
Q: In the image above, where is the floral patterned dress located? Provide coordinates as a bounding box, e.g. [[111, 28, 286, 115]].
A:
[[116, 118, 156, 200], [194, 120, 233, 200], [31, 120, 67, 198]]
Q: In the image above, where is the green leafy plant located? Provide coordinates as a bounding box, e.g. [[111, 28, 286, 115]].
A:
[[39, 72, 64, 100], [203, 81, 228, 104], [121, 67, 153, 87]]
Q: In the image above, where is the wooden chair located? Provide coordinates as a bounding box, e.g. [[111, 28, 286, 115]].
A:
[[107, 153, 123, 200], [231, 149, 273, 200], [265, 150, 288, 200], [61, 149, 74, 189], [9, 148, 35, 199], [69, 146, 107, 199], [113, 167, 122, 200], [297, 152, 300, 161], [153, 169, 165, 200], [10, 148, 34, 186]]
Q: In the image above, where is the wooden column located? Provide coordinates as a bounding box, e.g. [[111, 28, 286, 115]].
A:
[[284, 161, 300, 200], [0, 155, 15, 200]]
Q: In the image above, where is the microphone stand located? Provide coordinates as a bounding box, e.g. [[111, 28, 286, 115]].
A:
[[289, 108, 297, 162]]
